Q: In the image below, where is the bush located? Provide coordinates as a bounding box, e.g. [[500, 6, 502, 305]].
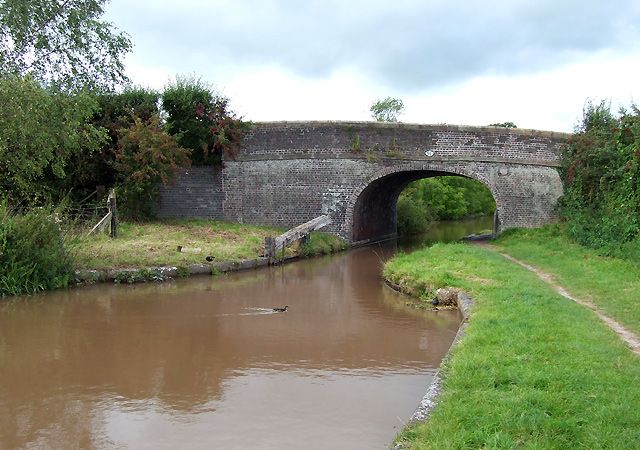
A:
[[0, 75, 104, 204], [162, 76, 249, 165], [115, 115, 191, 220], [0, 203, 75, 296], [54, 87, 161, 203], [560, 101, 640, 258], [397, 195, 432, 236]]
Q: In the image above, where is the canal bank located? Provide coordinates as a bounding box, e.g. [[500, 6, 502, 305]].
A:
[[384, 232, 640, 449], [72, 217, 493, 286]]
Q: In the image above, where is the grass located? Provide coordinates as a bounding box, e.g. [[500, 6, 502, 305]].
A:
[[384, 243, 640, 449], [70, 219, 345, 270], [298, 231, 348, 257], [495, 225, 640, 335]]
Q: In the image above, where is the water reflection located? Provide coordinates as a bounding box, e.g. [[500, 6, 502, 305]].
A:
[[0, 218, 490, 449], [399, 216, 494, 251]]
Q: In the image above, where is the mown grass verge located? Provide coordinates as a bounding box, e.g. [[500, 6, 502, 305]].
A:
[[384, 243, 640, 449], [495, 225, 640, 335], [71, 219, 346, 270]]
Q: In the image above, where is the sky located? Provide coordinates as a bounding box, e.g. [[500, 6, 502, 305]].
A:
[[104, 0, 640, 132]]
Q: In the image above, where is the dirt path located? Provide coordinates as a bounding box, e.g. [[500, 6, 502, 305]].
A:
[[476, 242, 640, 356]]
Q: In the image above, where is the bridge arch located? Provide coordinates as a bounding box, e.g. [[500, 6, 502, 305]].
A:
[[341, 163, 501, 244]]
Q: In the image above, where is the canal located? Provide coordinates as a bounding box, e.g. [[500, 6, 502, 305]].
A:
[[0, 217, 491, 449]]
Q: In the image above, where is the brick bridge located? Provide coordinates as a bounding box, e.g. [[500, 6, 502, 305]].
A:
[[158, 122, 569, 244]]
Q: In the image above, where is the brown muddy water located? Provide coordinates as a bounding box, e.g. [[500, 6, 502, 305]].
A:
[[0, 217, 491, 449]]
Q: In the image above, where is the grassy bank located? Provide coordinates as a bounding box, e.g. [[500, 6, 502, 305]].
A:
[[71, 219, 346, 270], [384, 243, 640, 448], [495, 226, 640, 334]]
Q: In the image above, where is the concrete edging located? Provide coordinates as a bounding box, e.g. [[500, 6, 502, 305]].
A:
[[75, 257, 272, 283]]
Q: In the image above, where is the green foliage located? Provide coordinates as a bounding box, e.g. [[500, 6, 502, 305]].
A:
[[488, 121, 517, 128], [55, 87, 161, 202], [396, 195, 432, 236], [299, 232, 347, 257], [396, 176, 496, 235], [0, 75, 105, 204], [162, 76, 249, 166], [0, 0, 132, 91], [176, 266, 190, 278], [0, 202, 74, 296], [560, 101, 640, 257], [115, 115, 191, 220], [370, 97, 404, 122]]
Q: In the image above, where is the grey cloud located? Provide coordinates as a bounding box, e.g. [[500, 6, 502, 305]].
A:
[[108, 0, 640, 91]]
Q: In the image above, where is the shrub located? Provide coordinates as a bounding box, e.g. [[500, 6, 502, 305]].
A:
[[162, 76, 249, 165], [115, 115, 191, 220], [397, 195, 432, 236], [0, 203, 75, 297], [0, 75, 104, 204], [560, 101, 640, 259], [54, 87, 162, 203]]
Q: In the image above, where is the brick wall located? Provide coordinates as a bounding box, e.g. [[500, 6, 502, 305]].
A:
[[156, 166, 224, 219], [157, 122, 569, 243]]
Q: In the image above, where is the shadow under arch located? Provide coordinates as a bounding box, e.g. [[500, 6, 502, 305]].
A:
[[342, 163, 500, 244]]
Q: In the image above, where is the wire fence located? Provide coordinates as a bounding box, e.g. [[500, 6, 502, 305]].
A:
[[2, 189, 116, 237]]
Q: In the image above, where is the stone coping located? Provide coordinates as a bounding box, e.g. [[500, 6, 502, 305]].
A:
[[75, 257, 276, 283], [248, 120, 572, 139]]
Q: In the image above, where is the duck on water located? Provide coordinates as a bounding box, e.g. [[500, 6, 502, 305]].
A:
[[272, 306, 288, 313]]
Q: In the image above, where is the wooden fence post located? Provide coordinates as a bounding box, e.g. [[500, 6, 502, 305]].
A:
[[265, 236, 275, 260], [108, 189, 117, 238]]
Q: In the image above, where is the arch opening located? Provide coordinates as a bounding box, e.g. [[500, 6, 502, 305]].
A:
[[351, 170, 498, 244]]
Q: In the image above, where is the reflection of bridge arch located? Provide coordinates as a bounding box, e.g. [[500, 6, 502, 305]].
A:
[[343, 163, 500, 243]]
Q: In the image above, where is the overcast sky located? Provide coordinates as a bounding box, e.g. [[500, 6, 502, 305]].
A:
[[104, 0, 640, 132]]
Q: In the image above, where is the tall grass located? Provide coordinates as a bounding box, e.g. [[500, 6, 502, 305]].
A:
[[0, 203, 75, 297]]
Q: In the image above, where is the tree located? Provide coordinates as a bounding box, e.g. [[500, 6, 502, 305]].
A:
[[162, 76, 249, 166], [370, 97, 404, 122], [0, 0, 132, 91], [49, 87, 161, 202], [115, 115, 191, 219], [0, 75, 105, 203], [488, 122, 517, 128]]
